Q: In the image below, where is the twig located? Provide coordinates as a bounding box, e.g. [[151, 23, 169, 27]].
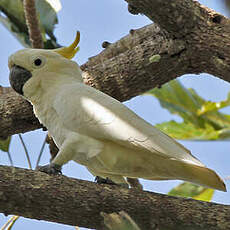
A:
[[6, 216, 19, 230], [0, 216, 19, 230], [6, 151, 13, 166], [18, 134, 32, 169], [23, 0, 43, 48], [1, 217, 12, 230], [36, 135, 47, 168]]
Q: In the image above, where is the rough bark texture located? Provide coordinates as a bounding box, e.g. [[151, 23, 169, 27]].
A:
[[1, 0, 230, 229], [0, 165, 229, 230], [1, 23, 187, 138], [23, 0, 43, 48], [0, 87, 41, 139], [125, 0, 230, 82], [2, 1, 230, 138], [81, 23, 187, 101]]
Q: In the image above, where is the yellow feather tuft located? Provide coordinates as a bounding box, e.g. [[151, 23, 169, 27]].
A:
[[54, 31, 80, 59]]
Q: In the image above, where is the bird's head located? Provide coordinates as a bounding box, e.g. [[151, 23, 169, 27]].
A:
[[8, 32, 82, 98]]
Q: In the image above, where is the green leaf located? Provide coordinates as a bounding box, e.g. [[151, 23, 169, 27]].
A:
[[146, 80, 203, 126], [198, 92, 230, 115], [218, 128, 230, 139], [146, 79, 230, 140], [168, 182, 204, 198], [149, 54, 161, 63], [156, 121, 220, 140], [147, 80, 200, 113], [0, 15, 30, 47], [0, 0, 60, 48], [193, 188, 214, 202], [0, 0, 29, 46], [168, 182, 214, 202], [0, 136, 11, 152], [0, 0, 25, 25]]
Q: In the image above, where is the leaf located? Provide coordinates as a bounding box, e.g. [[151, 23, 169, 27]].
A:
[[156, 121, 220, 140], [149, 54, 161, 63], [147, 80, 200, 113], [0, 0, 60, 48], [0, 136, 11, 152], [35, 0, 60, 41], [193, 188, 214, 202], [46, 0, 62, 12], [146, 80, 203, 126], [198, 92, 230, 115], [168, 182, 204, 198], [168, 182, 214, 202], [0, 0, 25, 25], [0, 15, 30, 47], [146, 79, 230, 140], [0, 0, 29, 46]]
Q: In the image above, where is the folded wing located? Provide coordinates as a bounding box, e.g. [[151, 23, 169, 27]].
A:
[[53, 83, 226, 191]]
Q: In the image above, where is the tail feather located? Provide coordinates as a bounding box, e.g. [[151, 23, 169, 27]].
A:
[[177, 163, 226, 192], [146, 159, 227, 192]]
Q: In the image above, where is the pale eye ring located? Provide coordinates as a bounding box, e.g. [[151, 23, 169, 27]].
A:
[[32, 56, 46, 68]]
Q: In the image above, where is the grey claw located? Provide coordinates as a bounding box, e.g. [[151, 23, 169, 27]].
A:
[[36, 163, 62, 175], [95, 176, 129, 188], [95, 176, 116, 185]]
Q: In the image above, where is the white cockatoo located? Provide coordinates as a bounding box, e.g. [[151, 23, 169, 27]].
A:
[[9, 32, 226, 191]]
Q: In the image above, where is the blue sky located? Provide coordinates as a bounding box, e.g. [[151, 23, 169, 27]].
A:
[[0, 1, 230, 229]]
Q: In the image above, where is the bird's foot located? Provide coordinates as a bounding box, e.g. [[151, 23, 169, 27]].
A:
[[95, 176, 129, 188], [36, 163, 62, 175], [95, 176, 116, 185]]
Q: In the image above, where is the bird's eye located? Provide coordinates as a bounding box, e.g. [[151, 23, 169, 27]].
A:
[[32, 56, 46, 68], [34, 58, 42, 66]]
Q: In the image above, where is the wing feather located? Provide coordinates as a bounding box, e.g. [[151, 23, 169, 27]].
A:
[[53, 83, 203, 167]]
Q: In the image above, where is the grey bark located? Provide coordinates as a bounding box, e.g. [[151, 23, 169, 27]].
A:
[[2, 1, 230, 138], [1, 0, 230, 229], [0, 165, 229, 230]]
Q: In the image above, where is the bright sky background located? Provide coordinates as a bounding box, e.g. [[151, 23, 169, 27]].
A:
[[0, 1, 230, 229]]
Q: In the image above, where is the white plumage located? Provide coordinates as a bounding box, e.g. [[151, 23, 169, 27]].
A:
[[8, 38, 226, 191]]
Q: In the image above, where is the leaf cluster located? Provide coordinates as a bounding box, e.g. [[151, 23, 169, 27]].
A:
[[147, 79, 230, 140], [0, 0, 60, 48]]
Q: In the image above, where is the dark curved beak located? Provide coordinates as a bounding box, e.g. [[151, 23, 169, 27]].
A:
[[9, 65, 32, 95]]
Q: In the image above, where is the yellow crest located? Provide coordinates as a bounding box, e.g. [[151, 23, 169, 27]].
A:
[[54, 31, 80, 59]]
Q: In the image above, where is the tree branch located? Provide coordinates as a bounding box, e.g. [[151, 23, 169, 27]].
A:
[[81, 23, 187, 101], [23, 0, 43, 48], [126, 0, 210, 36], [1, 0, 230, 138], [0, 23, 187, 138], [0, 87, 41, 139], [0, 165, 229, 230], [125, 0, 230, 82]]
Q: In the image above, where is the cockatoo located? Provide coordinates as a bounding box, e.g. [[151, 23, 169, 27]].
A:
[[8, 32, 226, 191]]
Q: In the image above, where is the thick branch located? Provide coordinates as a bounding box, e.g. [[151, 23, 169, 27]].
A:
[[2, 0, 230, 138], [81, 23, 187, 101], [0, 165, 229, 230], [0, 87, 41, 139], [125, 0, 215, 37], [125, 0, 230, 81], [0, 24, 188, 138]]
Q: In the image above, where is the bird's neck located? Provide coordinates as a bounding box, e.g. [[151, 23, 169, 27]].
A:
[[24, 73, 80, 105]]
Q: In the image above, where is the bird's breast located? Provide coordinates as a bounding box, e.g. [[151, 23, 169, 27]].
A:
[[33, 103, 66, 147]]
